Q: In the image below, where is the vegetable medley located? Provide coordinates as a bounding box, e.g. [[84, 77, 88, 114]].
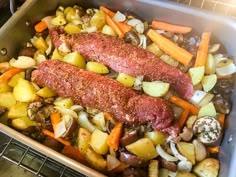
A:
[[0, 4, 235, 177]]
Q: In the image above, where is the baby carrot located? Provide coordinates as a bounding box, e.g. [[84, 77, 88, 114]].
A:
[[0, 68, 22, 84], [169, 95, 199, 115], [34, 20, 48, 33], [107, 122, 123, 150], [50, 112, 61, 133], [61, 146, 87, 164], [178, 109, 190, 129], [42, 129, 71, 146], [194, 32, 211, 67], [147, 29, 193, 66], [218, 114, 225, 128], [105, 14, 124, 38], [207, 146, 220, 154], [115, 21, 132, 34], [100, 5, 115, 17], [151, 20, 192, 34]]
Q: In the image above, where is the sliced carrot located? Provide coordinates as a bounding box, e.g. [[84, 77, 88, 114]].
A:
[[34, 20, 48, 33], [0, 68, 22, 84], [151, 20, 192, 34], [61, 146, 87, 164], [50, 112, 61, 132], [147, 29, 193, 66], [100, 5, 115, 17], [114, 21, 132, 34], [42, 129, 71, 146], [170, 95, 199, 115], [178, 109, 190, 129], [218, 114, 225, 128], [105, 14, 124, 38], [207, 146, 220, 154], [107, 122, 123, 150], [194, 32, 211, 67]]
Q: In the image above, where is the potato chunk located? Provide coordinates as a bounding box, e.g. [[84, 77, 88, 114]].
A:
[[8, 102, 28, 119], [176, 142, 195, 164], [90, 129, 109, 155], [193, 158, 219, 177], [0, 92, 16, 109]]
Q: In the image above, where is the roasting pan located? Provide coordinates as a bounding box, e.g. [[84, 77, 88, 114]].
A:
[[0, 0, 236, 176]]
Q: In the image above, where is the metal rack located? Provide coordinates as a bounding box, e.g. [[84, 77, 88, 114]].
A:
[[0, 132, 86, 177], [171, 0, 236, 18]]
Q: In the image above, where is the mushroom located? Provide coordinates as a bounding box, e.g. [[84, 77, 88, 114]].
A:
[[212, 78, 234, 98], [120, 129, 139, 146], [19, 47, 36, 58], [212, 94, 231, 114], [124, 31, 140, 46], [193, 116, 222, 146], [119, 152, 148, 167], [179, 127, 193, 141], [25, 67, 35, 81], [160, 158, 177, 172], [27, 101, 44, 120], [61, 117, 78, 139]]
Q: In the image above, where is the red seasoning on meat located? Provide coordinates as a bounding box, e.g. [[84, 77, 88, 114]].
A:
[[49, 28, 193, 100], [32, 60, 178, 136]]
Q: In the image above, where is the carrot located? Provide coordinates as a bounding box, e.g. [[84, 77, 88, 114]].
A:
[[115, 21, 132, 34], [107, 122, 123, 150], [218, 114, 225, 128], [50, 112, 61, 132], [147, 29, 193, 66], [178, 109, 190, 129], [100, 5, 115, 17], [0, 68, 22, 84], [34, 20, 48, 33], [194, 32, 211, 67], [42, 129, 71, 146], [61, 146, 87, 164], [169, 95, 199, 115], [105, 14, 124, 38], [151, 20, 192, 34], [207, 146, 220, 154]]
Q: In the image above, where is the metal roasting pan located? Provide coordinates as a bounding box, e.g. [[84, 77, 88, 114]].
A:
[[0, 0, 236, 176]]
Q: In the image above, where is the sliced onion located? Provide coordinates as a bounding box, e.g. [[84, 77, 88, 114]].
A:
[[216, 63, 236, 76], [41, 16, 55, 29], [214, 54, 228, 66], [78, 111, 96, 132], [156, 144, 178, 162], [177, 160, 192, 172], [127, 19, 144, 34], [54, 106, 78, 118], [112, 11, 126, 22], [170, 141, 187, 161], [82, 26, 97, 33], [9, 56, 36, 69], [209, 44, 220, 53], [107, 155, 121, 171], [70, 105, 84, 112], [138, 34, 147, 49], [45, 35, 52, 56], [190, 90, 207, 105], [168, 171, 177, 177]]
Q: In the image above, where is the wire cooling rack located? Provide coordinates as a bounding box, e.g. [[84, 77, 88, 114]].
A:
[[170, 0, 236, 18]]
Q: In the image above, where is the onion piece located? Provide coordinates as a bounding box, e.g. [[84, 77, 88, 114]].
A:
[[45, 35, 52, 56], [190, 90, 207, 105], [81, 26, 97, 33], [41, 16, 55, 29], [170, 141, 187, 161], [112, 11, 126, 22], [78, 111, 96, 132], [214, 54, 228, 66], [54, 106, 78, 118], [216, 63, 236, 76], [127, 19, 144, 34], [209, 44, 220, 53], [70, 105, 84, 112], [177, 160, 192, 172], [156, 144, 178, 162], [138, 34, 147, 49], [168, 171, 177, 177], [9, 56, 36, 69], [107, 155, 121, 171]]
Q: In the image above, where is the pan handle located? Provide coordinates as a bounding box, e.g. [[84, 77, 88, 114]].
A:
[[9, 0, 16, 14]]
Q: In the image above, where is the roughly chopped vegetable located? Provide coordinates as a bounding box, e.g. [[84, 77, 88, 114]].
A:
[[178, 109, 190, 129], [107, 122, 123, 150], [34, 20, 48, 32], [0, 68, 22, 84], [142, 81, 170, 97], [42, 129, 71, 146], [90, 129, 109, 154]]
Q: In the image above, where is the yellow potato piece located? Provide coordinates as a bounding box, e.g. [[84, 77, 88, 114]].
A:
[[37, 86, 56, 98], [90, 10, 106, 30], [12, 117, 38, 130], [62, 52, 86, 68], [116, 73, 135, 87], [8, 102, 28, 119], [193, 158, 219, 177], [54, 97, 74, 109], [64, 23, 81, 34], [102, 25, 117, 36], [8, 72, 25, 87], [189, 66, 205, 86], [142, 81, 170, 97], [0, 82, 12, 93], [205, 54, 216, 74], [13, 78, 38, 102], [85, 148, 107, 171], [51, 14, 67, 26], [201, 74, 217, 92], [86, 61, 109, 74], [0, 92, 16, 109], [31, 36, 48, 52], [144, 131, 166, 145], [51, 48, 64, 60], [176, 172, 197, 177], [77, 128, 91, 155], [198, 102, 216, 118], [176, 142, 195, 164], [126, 138, 158, 160], [90, 129, 109, 155], [146, 43, 163, 57]]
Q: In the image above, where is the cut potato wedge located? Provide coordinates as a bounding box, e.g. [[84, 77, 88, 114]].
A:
[[189, 66, 205, 85], [77, 128, 91, 155], [13, 78, 38, 102], [193, 158, 219, 177], [90, 129, 109, 155], [144, 131, 166, 145], [86, 61, 109, 74], [201, 74, 217, 92], [126, 138, 158, 160], [116, 73, 135, 87], [205, 54, 215, 74], [51, 48, 64, 60], [0, 82, 12, 93], [146, 43, 163, 57], [176, 142, 195, 164], [64, 23, 81, 34], [37, 86, 57, 98], [8, 102, 28, 119], [8, 72, 25, 87], [198, 102, 216, 118], [142, 81, 170, 97], [198, 93, 214, 107], [62, 52, 86, 68], [0, 92, 16, 109], [102, 25, 117, 36]]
